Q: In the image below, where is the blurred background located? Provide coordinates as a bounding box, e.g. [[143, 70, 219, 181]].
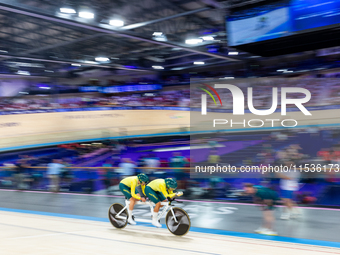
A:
[[0, 0, 340, 208]]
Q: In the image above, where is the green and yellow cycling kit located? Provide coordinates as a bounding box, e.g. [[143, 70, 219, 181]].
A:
[[120, 176, 146, 200], [146, 179, 176, 199]]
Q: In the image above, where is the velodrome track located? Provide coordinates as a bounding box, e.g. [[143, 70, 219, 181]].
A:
[[0, 190, 339, 255]]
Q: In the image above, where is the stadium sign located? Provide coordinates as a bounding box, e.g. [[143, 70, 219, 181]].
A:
[[198, 83, 311, 128]]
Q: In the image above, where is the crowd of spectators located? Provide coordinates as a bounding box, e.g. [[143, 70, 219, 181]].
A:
[[0, 89, 191, 111], [3, 76, 340, 112]]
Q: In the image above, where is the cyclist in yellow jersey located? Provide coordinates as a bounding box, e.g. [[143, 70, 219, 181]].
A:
[[145, 178, 183, 228], [119, 173, 149, 225]]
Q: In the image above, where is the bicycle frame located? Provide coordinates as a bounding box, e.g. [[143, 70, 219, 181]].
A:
[[115, 200, 178, 223]]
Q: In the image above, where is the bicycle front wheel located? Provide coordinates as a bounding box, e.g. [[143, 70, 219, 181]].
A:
[[108, 203, 128, 229], [165, 207, 191, 236]]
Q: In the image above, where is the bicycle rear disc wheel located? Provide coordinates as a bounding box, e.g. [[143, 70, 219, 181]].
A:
[[166, 207, 191, 236], [108, 203, 128, 229]]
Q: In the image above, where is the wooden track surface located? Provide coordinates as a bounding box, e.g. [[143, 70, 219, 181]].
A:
[[0, 211, 339, 255]]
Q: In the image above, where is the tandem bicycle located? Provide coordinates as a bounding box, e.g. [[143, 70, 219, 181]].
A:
[[108, 197, 191, 236]]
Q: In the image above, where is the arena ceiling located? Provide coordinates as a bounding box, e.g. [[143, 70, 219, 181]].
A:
[[0, 0, 268, 77]]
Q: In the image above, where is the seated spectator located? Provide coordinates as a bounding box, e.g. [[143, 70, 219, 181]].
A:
[[317, 148, 332, 164]]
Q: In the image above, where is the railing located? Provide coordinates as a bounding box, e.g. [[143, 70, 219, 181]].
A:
[[0, 166, 190, 194], [0, 165, 338, 189], [0, 126, 190, 151], [1, 165, 339, 205]]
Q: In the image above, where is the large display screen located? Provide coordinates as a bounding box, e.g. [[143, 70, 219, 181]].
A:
[[227, 1, 291, 46], [227, 0, 340, 46], [290, 0, 340, 31]]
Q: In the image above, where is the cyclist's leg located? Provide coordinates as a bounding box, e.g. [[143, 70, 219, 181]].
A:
[[119, 183, 136, 224], [145, 186, 162, 227], [154, 191, 166, 212], [129, 197, 138, 210], [119, 183, 132, 200], [145, 186, 161, 206], [128, 187, 141, 211]]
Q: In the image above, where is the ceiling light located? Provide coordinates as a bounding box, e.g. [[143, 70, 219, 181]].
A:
[[19, 92, 29, 94], [194, 62, 205, 65], [109, 19, 124, 27], [95, 57, 109, 62], [152, 66, 164, 69], [153, 32, 163, 36], [39, 86, 51, 89], [71, 63, 81, 66], [153, 34, 167, 42], [84, 61, 98, 64], [171, 67, 186, 70], [185, 39, 203, 45], [201, 36, 214, 41], [60, 8, 76, 14], [220, 77, 234, 79], [79, 11, 94, 19], [17, 70, 30, 75], [44, 70, 54, 73], [0, 50, 8, 53], [228, 51, 239, 55]]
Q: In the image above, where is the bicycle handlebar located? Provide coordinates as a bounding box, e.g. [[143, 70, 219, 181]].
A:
[[168, 197, 183, 204]]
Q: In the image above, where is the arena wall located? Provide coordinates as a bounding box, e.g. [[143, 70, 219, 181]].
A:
[[0, 110, 189, 150], [0, 108, 339, 150]]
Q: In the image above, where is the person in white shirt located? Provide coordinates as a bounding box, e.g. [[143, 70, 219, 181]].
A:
[[47, 159, 64, 192], [277, 161, 301, 220], [144, 154, 160, 175], [118, 158, 135, 178]]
